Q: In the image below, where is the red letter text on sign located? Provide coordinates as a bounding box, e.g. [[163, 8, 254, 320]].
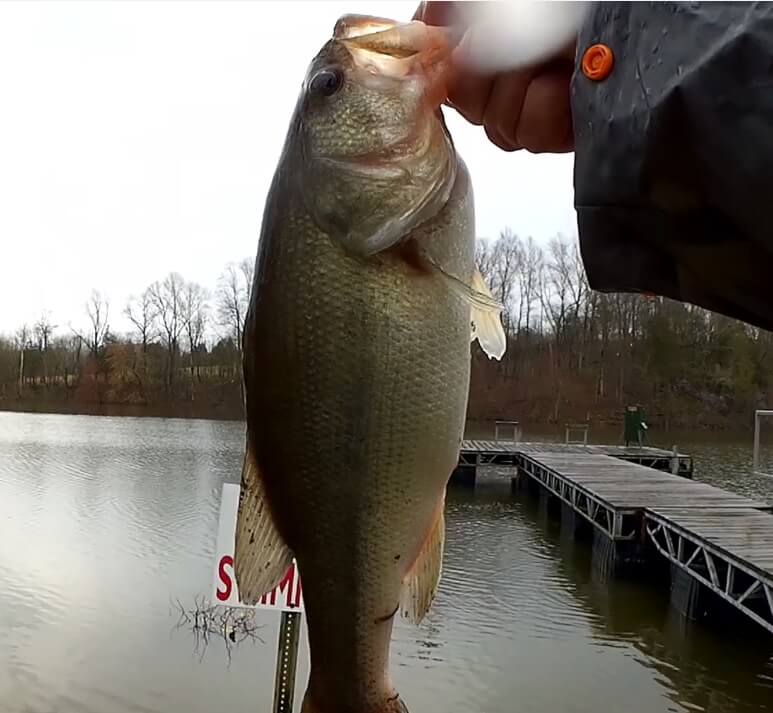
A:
[[271, 564, 296, 606], [292, 572, 302, 609], [216, 555, 233, 601]]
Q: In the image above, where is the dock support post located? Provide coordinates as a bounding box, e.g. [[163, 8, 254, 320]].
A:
[[592, 528, 650, 580], [272, 611, 302, 713], [537, 488, 550, 523], [669, 564, 711, 624], [560, 501, 586, 540], [752, 409, 773, 476], [591, 530, 616, 582], [511, 467, 529, 494], [670, 446, 679, 475], [754, 412, 761, 473]]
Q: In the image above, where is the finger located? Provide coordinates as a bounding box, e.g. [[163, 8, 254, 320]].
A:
[[440, 40, 498, 124], [414, 1, 459, 25], [446, 69, 496, 125], [516, 70, 574, 153], [480, 69, 533, 151]]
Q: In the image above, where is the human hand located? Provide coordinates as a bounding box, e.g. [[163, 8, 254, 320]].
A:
[[414, 1, 577, 153]]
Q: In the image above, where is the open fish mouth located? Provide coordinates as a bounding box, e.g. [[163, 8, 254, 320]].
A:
[[333, 14, 403, 41], [334, 14, 453, 87]]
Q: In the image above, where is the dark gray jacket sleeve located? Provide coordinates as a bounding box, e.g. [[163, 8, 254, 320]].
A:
[[571, 1, 773, 330]]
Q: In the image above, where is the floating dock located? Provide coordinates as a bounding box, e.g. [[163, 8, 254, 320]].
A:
[[455, 440, 693, 482], [454, 440, 773, 635]]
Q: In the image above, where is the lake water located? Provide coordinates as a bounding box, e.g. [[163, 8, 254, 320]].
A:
[[1, 412, 772, 713]]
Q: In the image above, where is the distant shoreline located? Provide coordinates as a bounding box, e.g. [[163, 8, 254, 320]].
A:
[[0, 399, 245, 422], [0, 399, 753, 441]]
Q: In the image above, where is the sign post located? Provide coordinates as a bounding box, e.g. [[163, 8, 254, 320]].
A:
[[212, 483, 305, 712], [273, 611, 301, 713]]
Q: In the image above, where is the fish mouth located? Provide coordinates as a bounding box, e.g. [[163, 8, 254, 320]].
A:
[[334, 14, 453, 101], [333, 14, 403, 41]]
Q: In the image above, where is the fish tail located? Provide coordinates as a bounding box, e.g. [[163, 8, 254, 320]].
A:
[[301, 692, 409, 713]]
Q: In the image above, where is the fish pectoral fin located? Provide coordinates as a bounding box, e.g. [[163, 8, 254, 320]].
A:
[[469, 268, 507, 361], [420, 253, 507, 361], [234, 441, 294, 605], [399, 504, 446, 625]]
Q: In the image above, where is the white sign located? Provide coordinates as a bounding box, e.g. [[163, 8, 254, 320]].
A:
[[212, 483, 304, 612]]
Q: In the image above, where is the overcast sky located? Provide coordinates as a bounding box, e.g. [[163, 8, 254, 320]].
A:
[[0, 1, 576, 337]]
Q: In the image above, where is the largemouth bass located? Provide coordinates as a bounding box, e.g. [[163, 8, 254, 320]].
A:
[[234, 14, 505, 713]]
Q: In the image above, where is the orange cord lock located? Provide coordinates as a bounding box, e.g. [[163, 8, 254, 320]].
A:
[[581, 43, 614, 81]]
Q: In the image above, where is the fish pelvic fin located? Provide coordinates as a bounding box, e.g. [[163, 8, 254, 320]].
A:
[[233, 440, 294, 605], [400, 500, 446, 625], [469, 268, 507, 360]]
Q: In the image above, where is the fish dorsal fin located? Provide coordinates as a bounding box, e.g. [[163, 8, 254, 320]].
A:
[[469, 269, 507, 361], [400, 504, 446, 625], [234, 442, 294, 605]]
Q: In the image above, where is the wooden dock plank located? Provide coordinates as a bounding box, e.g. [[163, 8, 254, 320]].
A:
[[520, 452, 769, 512], [460, 440, 689, 459]]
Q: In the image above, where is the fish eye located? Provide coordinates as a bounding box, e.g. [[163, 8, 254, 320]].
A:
[[309, 68, 344, 97]]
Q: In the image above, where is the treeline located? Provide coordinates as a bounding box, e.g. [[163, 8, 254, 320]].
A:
[[0, 260, 254, 419], [471, 230, 773, 430], [2, 233, 772, 430]]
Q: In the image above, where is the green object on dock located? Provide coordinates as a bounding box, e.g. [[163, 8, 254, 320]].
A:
[[624, 405, 648, 446]]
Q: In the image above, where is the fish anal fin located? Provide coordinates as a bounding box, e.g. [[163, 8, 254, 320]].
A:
[[469, 269, 507, 361], [399, 504, 446, 625], [234, 442, 294, 605]]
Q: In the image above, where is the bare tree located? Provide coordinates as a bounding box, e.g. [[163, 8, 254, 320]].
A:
[[240, 257, 254, 305], [34, 312, 56, 352], [539, 236, 586, 422], [567, 240, 590, 371], [490, 228, 522, 335], [541, 237, 572, 348], [181, 281, 209, 398], [149, 272, 185, 391], [14, 324, 29, 398], [125, 288, 157, 353], [518, 236, 543, 336], [216, 259, 253, 407], [475, 239, 497, 288], [34, 312, 56, 388], [73, 290, 110, 356], [216, 259, 253, 353], [595, 293, 613, 400]]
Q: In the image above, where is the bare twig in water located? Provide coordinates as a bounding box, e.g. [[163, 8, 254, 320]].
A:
[[172, 595, 265, 665]]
